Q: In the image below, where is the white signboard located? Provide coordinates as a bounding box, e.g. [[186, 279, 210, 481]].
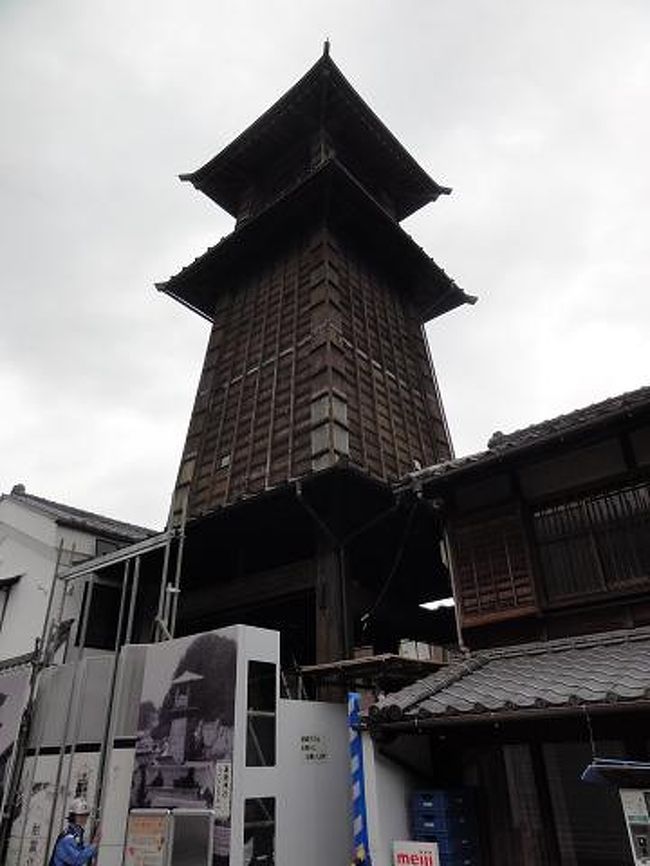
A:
[[123, 811, 169, 866], [393, 840, 440, 866], [621, 789, 650, 865], [214, 761, 232, 819], [300, 734, 328, 763]]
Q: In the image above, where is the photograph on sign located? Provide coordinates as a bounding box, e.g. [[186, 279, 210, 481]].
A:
[[130, 631, 237, 811], [129, 630, 237, 865]]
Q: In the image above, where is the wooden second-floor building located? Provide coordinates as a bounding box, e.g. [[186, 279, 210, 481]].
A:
[[402, 385, 650, 649]]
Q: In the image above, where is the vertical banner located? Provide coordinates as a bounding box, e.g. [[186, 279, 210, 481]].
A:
[[348, 692, 371, 865]]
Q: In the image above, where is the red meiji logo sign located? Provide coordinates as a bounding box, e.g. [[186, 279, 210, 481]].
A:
[[392, 841, 440, 866]]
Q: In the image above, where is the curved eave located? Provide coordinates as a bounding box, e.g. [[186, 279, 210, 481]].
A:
[[158, 158, 474, 324], [180, 54, 450, 222]]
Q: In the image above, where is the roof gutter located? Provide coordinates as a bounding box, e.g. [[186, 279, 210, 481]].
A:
[[366, 697, 650, 733]]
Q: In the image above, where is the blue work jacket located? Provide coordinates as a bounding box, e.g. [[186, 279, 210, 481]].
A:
[[49, 823, 97, 866]]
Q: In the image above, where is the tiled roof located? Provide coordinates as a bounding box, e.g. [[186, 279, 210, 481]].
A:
[[369, 627, 650, 724], [179, 51, 450, 222], [402, 384, 650, 488], [486, 385, 650, 451], [4, 486, 155, 542]]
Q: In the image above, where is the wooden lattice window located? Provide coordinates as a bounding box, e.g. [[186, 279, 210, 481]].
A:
[[452, 507, 538, 626], [534, 481, 650, 602]]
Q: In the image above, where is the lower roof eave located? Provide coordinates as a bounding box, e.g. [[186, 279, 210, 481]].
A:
[[368, 698, 650, 733]]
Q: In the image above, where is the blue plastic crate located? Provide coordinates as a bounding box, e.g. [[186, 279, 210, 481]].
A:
[[442, 855, 481, 866], [413, 834, 476, 855], [415, 835, 481, 866], [412, 811, 477, 836], [412, 789, 475, 814]]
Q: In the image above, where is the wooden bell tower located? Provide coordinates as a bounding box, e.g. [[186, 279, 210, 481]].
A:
[[158, 47, 474, 664]]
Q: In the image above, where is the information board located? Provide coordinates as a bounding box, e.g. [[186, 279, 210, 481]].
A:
[[621, 790, 650, 865], [123, 810, 170, 866]]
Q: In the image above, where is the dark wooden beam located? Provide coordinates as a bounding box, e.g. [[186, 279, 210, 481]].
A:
[[179, 558, 315, 619]]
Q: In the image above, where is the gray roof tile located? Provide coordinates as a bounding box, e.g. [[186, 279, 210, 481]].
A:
[[4, 487, 155, 542], [400, 385, 650, 488], [371, 627, 650, 722]]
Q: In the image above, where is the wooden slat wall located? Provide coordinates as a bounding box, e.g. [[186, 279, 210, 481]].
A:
[[180, 231, 317, 517], [452, 507, 539, 627], [174, 224, 452, 518], [331, 232, 451, 478]]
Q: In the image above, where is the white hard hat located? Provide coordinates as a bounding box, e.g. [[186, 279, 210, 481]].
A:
[[69, 798, 90, 816]]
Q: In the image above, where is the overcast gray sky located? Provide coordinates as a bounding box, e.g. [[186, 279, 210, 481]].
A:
[[1, 0, 648, 529]]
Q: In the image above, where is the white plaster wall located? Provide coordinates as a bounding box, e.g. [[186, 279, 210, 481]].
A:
[[364, 735, 418, 866], [0, 500, 105, 663], [0, 499, 58, 660], [276, 699, 352, 866]]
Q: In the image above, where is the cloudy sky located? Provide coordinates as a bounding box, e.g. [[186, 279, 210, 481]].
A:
[[1, 0, 648, 529]]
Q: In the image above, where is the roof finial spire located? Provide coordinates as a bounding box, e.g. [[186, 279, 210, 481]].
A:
[[323, 38, 330, 57]]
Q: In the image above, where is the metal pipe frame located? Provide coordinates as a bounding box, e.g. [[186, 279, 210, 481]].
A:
[[38, 538, 65, 661], [91, 559, 131, 839], [124, 556, 141, 645], [60, 532, 173, 583], [169, 498, 189, 637], [43, 661, 88, 860], [155, 531, 174, 641]]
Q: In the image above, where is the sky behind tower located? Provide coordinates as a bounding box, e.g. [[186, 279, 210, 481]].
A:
[[1, 0, 648, 528]]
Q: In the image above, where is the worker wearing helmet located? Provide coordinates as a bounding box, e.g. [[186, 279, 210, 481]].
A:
[[49, 797, 100, 866]]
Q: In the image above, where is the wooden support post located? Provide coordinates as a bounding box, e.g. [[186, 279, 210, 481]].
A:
[[315, 539, 347, 664]]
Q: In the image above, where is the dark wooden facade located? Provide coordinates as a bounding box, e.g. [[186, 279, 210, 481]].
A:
[[160, 49, 471, 520], [155, 49, 471, 665], [409, 388, 650, 648], [172, 223, 453, 517]]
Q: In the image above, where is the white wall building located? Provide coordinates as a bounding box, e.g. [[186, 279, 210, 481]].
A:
[[0, 484, 153, 663]]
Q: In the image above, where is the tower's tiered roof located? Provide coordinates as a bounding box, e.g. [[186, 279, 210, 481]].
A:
[[180, 47, 450, 222]]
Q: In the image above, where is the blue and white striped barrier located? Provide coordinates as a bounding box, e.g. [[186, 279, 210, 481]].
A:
[[348, 692, 371, 865]]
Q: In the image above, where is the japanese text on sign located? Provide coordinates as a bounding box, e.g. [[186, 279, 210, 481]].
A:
[[214, 761, 232, 820], [300, 734, 328, 763]]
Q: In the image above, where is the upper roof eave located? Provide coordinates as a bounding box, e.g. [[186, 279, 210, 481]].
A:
[[180, 53, 450, 221]]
